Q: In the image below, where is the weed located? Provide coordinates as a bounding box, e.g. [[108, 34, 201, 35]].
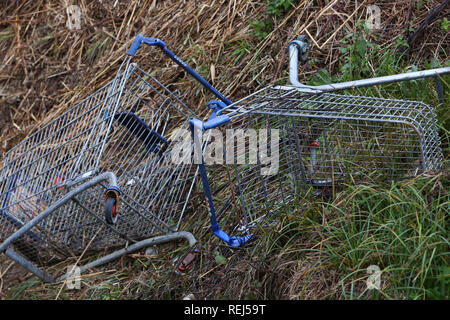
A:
[[440, 18, 450, 33], [250, 0, 296, 40]]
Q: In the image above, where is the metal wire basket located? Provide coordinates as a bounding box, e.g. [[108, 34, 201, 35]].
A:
[[0, 35, 232, 282], [189, 36, 448, 247]]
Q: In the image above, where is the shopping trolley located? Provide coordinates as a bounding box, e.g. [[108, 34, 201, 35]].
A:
[[0, 35, 232, 282], [190, 36, 449, 247]]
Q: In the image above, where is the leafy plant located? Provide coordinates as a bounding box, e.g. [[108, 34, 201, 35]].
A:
[[440, 17, 449, 33], [250, 19, 271, 41], [336, 28, 381, 81], [250, 0, 296, 40], [266, 0, 294, 17]]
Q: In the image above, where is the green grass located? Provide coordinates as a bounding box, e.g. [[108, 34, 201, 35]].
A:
[[3, 17, 449, 301], [308, 21, 449, 158], [270, 25, 449, 299], [309, 25, 449, 100], [6, 170, 447, 300], [271, 172, 449, 299], [250, 0, 297, 40], [229, 22, 450, 300]]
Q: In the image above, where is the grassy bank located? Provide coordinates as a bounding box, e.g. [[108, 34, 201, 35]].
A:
[[0, 0, 449, 300]]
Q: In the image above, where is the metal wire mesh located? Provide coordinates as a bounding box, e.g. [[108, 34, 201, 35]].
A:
[[203, 85, 443, 234], [0, 61, 197, 268]]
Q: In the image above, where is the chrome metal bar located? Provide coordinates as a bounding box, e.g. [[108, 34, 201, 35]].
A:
[[288, 41, 450, 91], [55, 231, 197, 282], [0, 172, 119, 254], [5, 248, 55, 283], [313, 68, 450, 92]]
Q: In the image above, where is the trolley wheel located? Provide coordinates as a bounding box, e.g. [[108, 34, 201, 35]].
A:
[[297, 35, 309, 63], [105, 197, 118, 225]]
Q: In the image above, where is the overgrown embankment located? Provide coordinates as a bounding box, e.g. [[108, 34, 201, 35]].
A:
[[0, 0, 448, 299]]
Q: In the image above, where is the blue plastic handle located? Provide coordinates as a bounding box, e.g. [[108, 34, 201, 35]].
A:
[[213, 229, 253, 247], [188, 115, 230, 132], [127, 34, 166, 56], [126, 34, 233, 106], [189, 121, 252, 248], [207, 100, 227, 121], [202, 115, 230, 130]]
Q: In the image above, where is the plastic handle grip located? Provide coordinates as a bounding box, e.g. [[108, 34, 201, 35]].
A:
[[212, 229, 252, 247], [127, 34, 166, 56], [127, 35, 233, 106], [202, 115, 230, 130]]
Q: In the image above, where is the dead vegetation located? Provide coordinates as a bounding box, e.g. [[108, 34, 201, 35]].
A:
[[0, 0, 448, 300]]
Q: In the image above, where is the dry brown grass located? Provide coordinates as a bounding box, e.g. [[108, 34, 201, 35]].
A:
[[0, 0, 448, 300], [2, 0, 447, 157]]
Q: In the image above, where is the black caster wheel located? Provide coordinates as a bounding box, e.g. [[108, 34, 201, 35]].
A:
[[105, 197, 118, 225]]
